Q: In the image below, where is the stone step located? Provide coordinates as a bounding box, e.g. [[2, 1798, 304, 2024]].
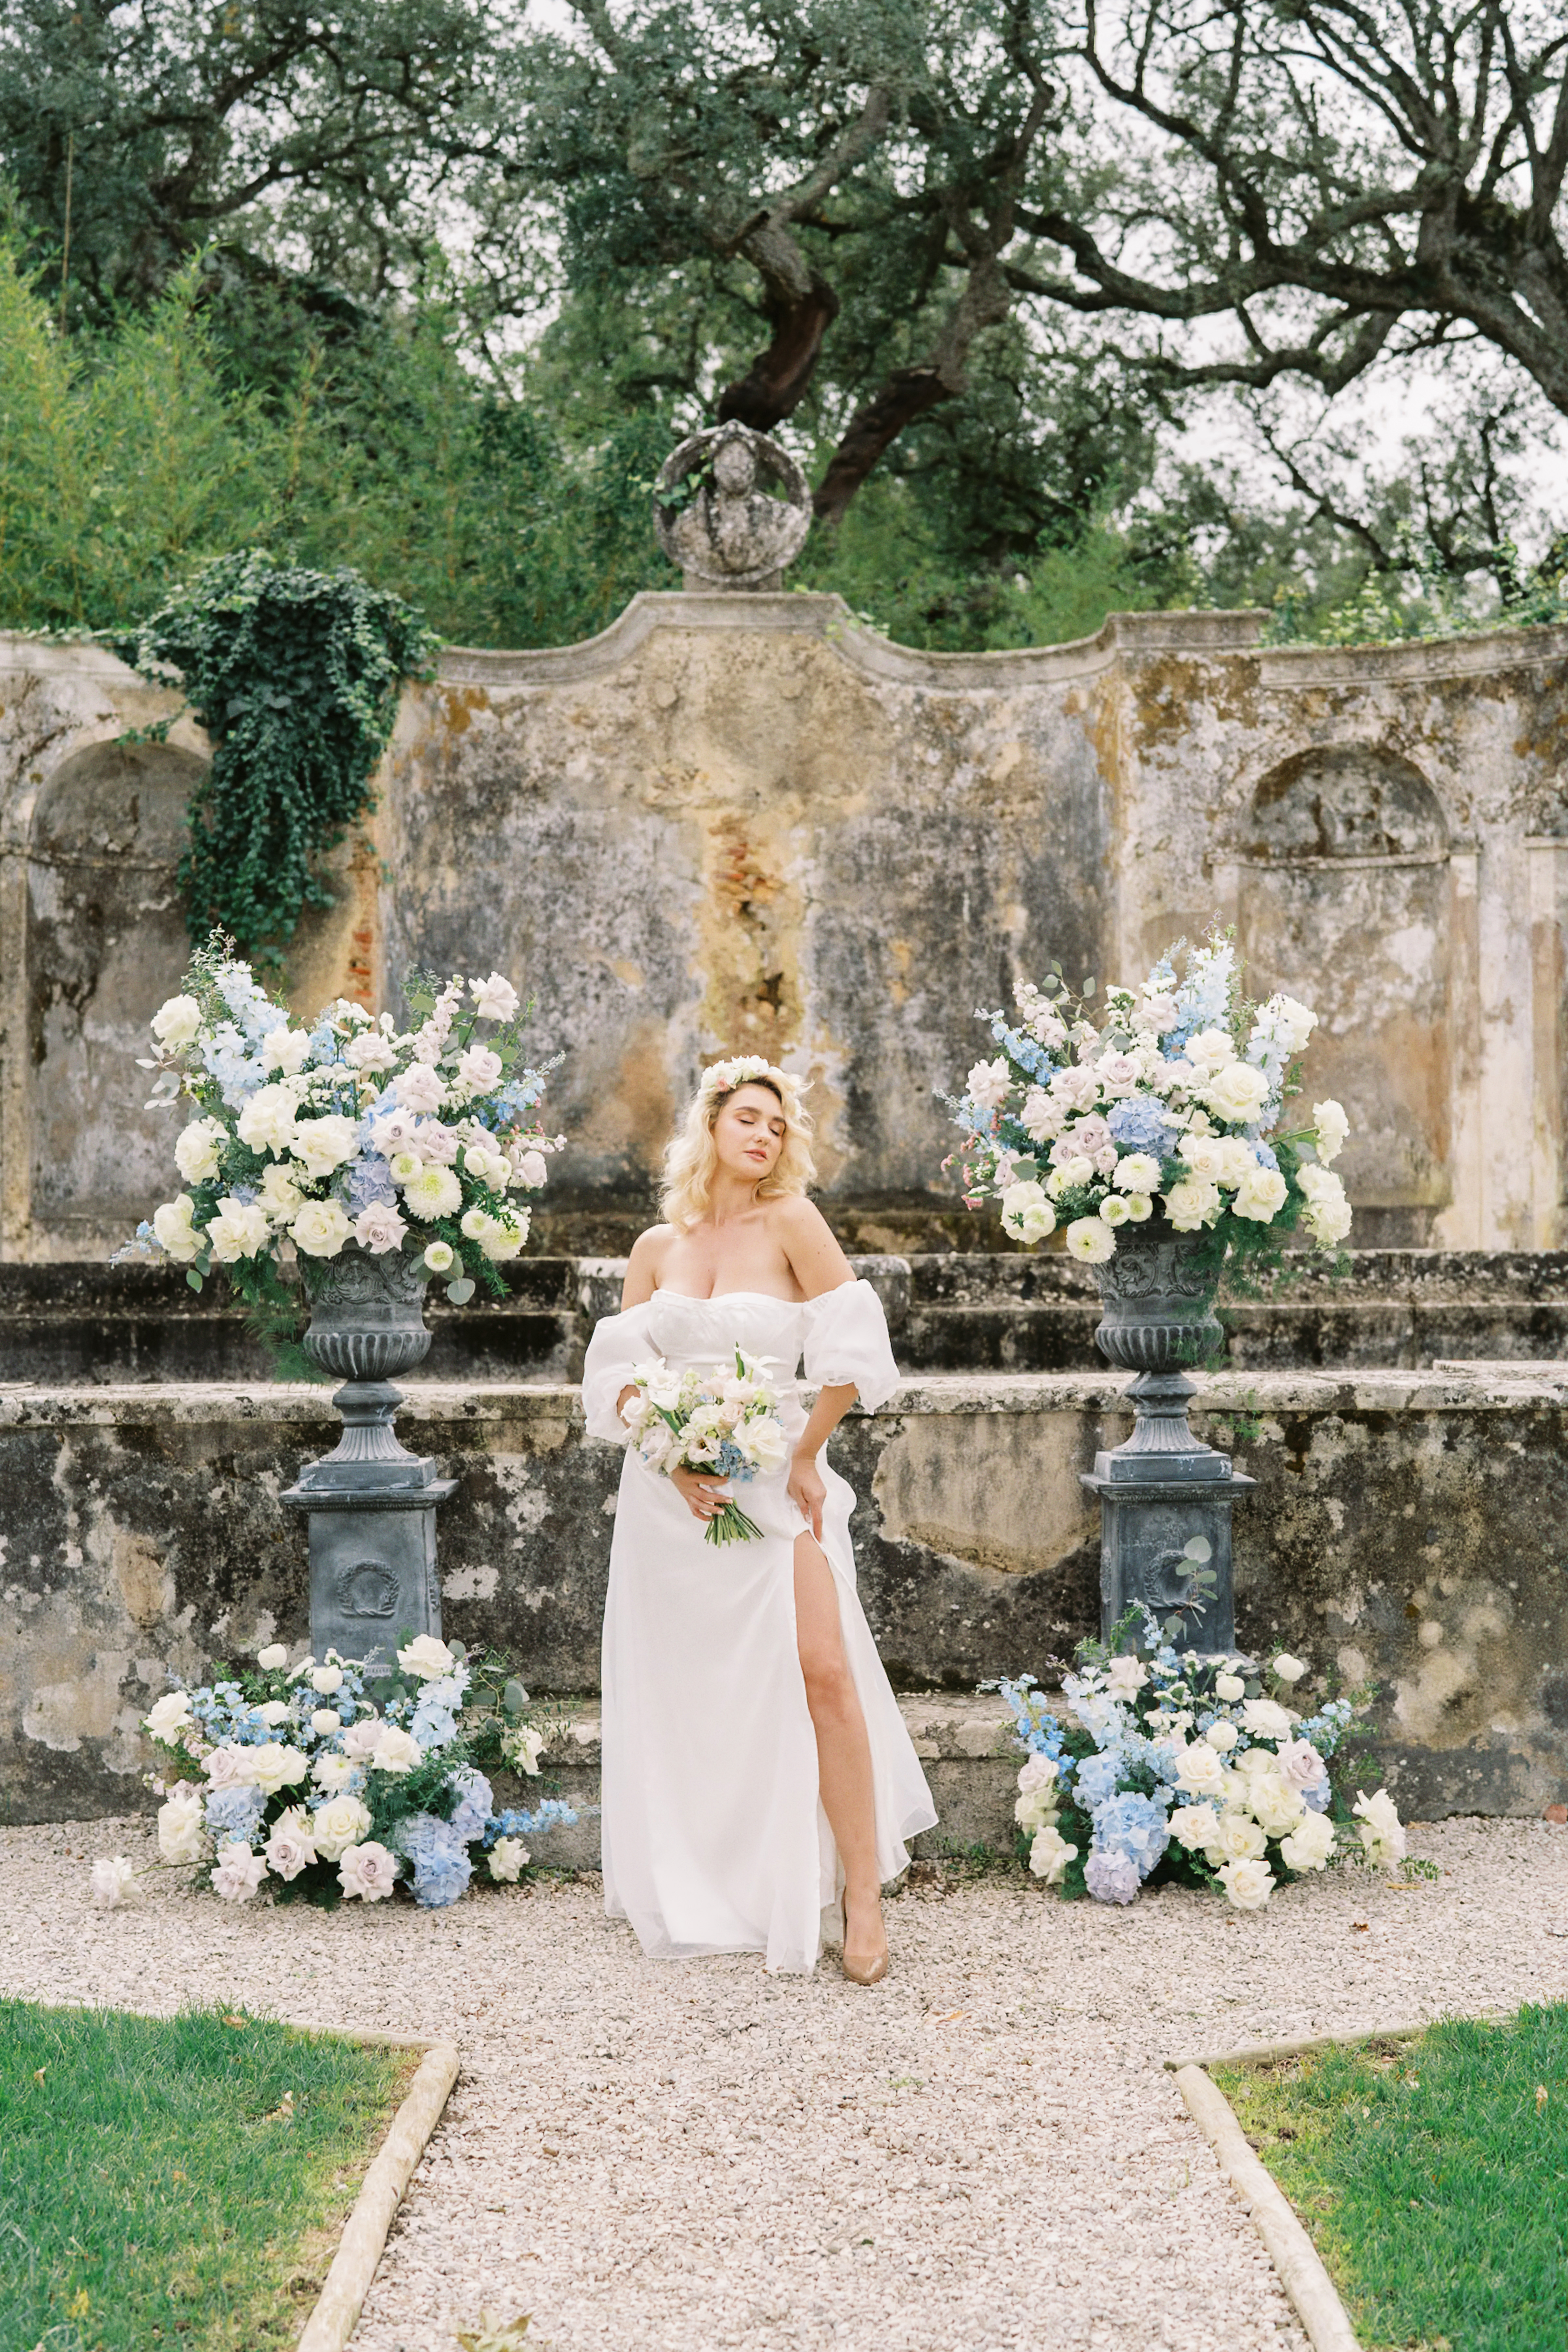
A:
[[1, 1248, 1564, 1382]]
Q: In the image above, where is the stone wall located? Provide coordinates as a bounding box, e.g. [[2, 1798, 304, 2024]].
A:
[[6, 1367, 1566, 1825], [4, 604, 1566, 1260]]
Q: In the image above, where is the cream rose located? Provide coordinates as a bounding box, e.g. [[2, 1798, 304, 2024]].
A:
[[145, 1691, 193, 1743], [311, 1794, 372, 1860], [1164, 1177, 1221, 1232], [206, 1196, 270, 1262], [290, 1199, 353, 1258], [152, 1195, 203, 1263], [262, 1027, 312, 1076], [471, 972, 520, 1021], [236, 1083, 301, 1156], [248, 1743, 309, 1796], [1028, 1824, 1078, 1885], [1279, 1812, 1337, 1872], [174, 1118, 226, 1184], [257, 1162, 305, 1220], [292, 1115, 358, 1179], [1175, 1744, 1227, 1800], [1211, 1810, 1268, 1863], [1168, 1803, 1220, 1852], [1217, 1856, 1274, 1910], [488, 1837, 529, 1881], [1232, 1166, 1289, 1224], [1312, 1100, 1349, 1164], [397, 1634, 455, 1679], [157, 1786, 208, 1865], [151, 994, 203, 1048], [370, 1726, 423, 1775], [1204, 1061, 1271, 1122]]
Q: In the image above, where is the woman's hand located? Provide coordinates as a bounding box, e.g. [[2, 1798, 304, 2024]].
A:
[[671, 1464, 730, 1523], [788, 1447, 826, 1541], [615, 1383, 639, 1425]]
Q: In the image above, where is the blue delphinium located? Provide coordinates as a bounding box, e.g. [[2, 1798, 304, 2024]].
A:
[[485, 1798, 583, 1846], [1091, 1791, 1171, 1878], [1105, 1095, 1183, 1158], [205, 1785, 267, 1841]]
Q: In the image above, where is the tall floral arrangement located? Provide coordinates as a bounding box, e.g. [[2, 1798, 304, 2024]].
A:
[[130, 937, 563, 1319], [90, 1635, 578, 1910], [996, 1620, 1405, 1912], [945, 933, 1352, 1271]]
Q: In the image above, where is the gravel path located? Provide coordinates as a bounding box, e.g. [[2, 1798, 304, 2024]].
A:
[[5, 1817, 1567, 2352]]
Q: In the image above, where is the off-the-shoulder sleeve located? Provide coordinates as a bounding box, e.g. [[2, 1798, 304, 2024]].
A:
[[802, 1278, 901, 1412], [581, 1300, 656, 1443]]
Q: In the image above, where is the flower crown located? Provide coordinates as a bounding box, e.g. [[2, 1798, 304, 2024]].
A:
[[699, 1055, 805, 1117]]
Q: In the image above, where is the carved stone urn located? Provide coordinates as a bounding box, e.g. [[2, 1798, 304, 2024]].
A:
[[1079, 1222, 1253, 1652], [282, 1245, 454, 1669]]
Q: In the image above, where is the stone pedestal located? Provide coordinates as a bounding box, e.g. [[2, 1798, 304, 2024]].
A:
[[281, 1246, 453, 1671]]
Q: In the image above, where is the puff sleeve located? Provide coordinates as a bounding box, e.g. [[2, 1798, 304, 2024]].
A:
[[802, 1278, 901, 1412], [581, 1300, 656, 1444]]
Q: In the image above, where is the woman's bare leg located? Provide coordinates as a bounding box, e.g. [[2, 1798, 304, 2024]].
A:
[[793, 1531, 887, 1972]]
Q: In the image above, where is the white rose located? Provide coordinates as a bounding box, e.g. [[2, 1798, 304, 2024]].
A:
[[966, 1058, 1012, 1112], [1211, 1810, 1268, 1863], [1304, 1192, 1354, 1245], [1249, 1772, 1308, 1838], [1028, 1824, 1078, 1885], [311, 1664, 344, 1695], [1272, 1653, 1308, 1684], [1175, 1744, 1227, 1799], [488, 1837, 530, 1882], [311, 1793, 372, 1860], [1353, 1787, 1406, 1866], [338, 1840, 400, 1901], [471, 972, 520, 1022], [152, 1195, 203, 1263], [210, 1840, 269, 1901], [257, 1162, 305, 1221], [1168, 1803, 1220, 1852], [310, 1708, 342, 1735], [174, 1118, 226, 1183], [1112, 1153, 1162, 1193], [1313, 1100, 1349, 1165], [1064, 1216, 1115, 1263], [1020, 1088, 1063, 1144], [1017, 1754, 1059, 1795], [1279, 1812, 1337, 1873], [290, 1199, 353, 1258], [262, 1028, 312, 1077], [151, 994, 203, 1048], [1164, 1177, 1221, 1231], [457, 1044, 504, 1091], [257, 1644, 288, 1669], [370, 1726, 424, 1775], [403, 1165, 463, 1222], [293, 1115, 358, 1178], [206, 1196, 270, 1263], [1232, 1166, 1289, 1224], [236, 1084, 301, 1156], [145, 1691, 193, 1743], [1205, 1061, 1271, 1122], [1204, 1719, 1239, 1752], [1184, 1028, 1237, 1073], [248, 1743, 309, 1796], [1241, 1697, 1294, 1740], [1214, 1672, 1245, 1703], [256, 1699, 291, 1726], [1178, 1132, 1228, 1182], [157, 1788, 209, 1865], [397, 1634, 456, 1680], [1217, 1857, 1274, 1910]]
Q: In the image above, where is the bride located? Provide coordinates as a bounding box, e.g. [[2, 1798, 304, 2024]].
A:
[[581, 1056, 938, 1980]]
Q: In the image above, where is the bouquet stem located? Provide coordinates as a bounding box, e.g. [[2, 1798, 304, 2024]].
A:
[[705, 1501, 764, 1546]]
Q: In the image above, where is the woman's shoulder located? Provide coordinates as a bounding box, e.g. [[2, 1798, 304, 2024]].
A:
[[620, 1224, 677, 1307], [766, 1193, 854, 1293]]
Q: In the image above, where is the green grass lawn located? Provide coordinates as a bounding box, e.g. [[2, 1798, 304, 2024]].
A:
[[1216, 2004, 1568, 2351], [0, 1999, 416, 2352]]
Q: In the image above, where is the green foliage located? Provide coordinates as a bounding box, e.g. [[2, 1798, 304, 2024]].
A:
[[117, 554, 438, 962], [0, 1998, 409, 2351], [1216, 2009, 1568, 2352]]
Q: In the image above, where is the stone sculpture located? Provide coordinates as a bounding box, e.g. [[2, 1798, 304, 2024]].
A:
[[653, 420, 812, 590]]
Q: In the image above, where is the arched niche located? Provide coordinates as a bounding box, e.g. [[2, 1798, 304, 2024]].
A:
[[1235, 746, 1452, 1245], [26, 739, 205, 1245]]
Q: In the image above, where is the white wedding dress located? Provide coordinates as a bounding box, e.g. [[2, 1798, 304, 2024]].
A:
[[581, 1280, 938, 1973]]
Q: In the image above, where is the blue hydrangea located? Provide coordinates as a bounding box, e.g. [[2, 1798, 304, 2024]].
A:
[[1073, 1750, 1126, 1808], [1301, 1783, 1332, 1813], [345, 1156, 397, 1215], [448, 1769, 493, 1845], [1091, 1791, 1171, 1877], [413, 1856, 471, 1907], [1106, 1096, 1183, 1157], [1084, 1849, 1141, 1904], [395, 1811, 475, 1907], [205, 1785, 266, 1841], [1251, 1141, 1280, 1171]]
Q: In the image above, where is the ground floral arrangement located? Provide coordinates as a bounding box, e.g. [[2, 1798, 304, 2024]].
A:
[[621, 1344, 790, 1544], [127, 935, 563, 1325], [946, 931, 1352, 1266], [88, 1636, 579, 1912], [996, 1618, 1406, 1911]]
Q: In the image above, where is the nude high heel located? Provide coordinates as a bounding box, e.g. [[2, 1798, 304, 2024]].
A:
[[841, 1946, 890, 1986]]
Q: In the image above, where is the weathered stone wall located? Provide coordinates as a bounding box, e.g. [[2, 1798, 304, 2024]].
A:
[[6, 1368, 1566, 1824], [4, 604, 1565, 1260]]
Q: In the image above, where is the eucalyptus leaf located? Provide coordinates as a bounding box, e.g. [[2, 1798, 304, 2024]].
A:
[[446, 1276, 476, 1304]]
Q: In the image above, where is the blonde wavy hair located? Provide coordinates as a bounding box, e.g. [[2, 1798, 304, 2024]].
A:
[[659, 1056, 817, 1230]]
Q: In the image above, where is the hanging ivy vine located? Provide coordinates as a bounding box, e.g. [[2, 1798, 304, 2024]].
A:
[[116, 551, 439, 964]]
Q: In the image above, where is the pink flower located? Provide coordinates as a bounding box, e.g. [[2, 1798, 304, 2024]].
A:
[[1050, 1064, 1101, 1111], [368, 1107, 420, 1152], [210, 1841, 268, 1901], [1070, 1114, 1113, 1159], [411, 1119, 460, 1165], [203, 1743, 251, 1789], [1096, 1052, 1142, 1097], [342, 1716, 382, 1763], [397, 1064, 445, 1114], [1276, 1738, 1329, 1790], [354, 1202, 408, 1255], [338, 1841, 399, 1901], [457, 1045, 503, 1091], [514, 1149, 548, 1190]]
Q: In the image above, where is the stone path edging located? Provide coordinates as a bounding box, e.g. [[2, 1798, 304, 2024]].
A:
[[1163, 2016, 1498, 2352], [294, 2026, 460, 2352]]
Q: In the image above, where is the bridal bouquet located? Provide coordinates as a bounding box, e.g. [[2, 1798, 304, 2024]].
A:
[[995, 1622, 1405, 1912], [621, 1345, 789, 1544], [945, 931, 1352, 1272], [127, 934, 563, 1320], [88, 1635, 579, 1912]]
